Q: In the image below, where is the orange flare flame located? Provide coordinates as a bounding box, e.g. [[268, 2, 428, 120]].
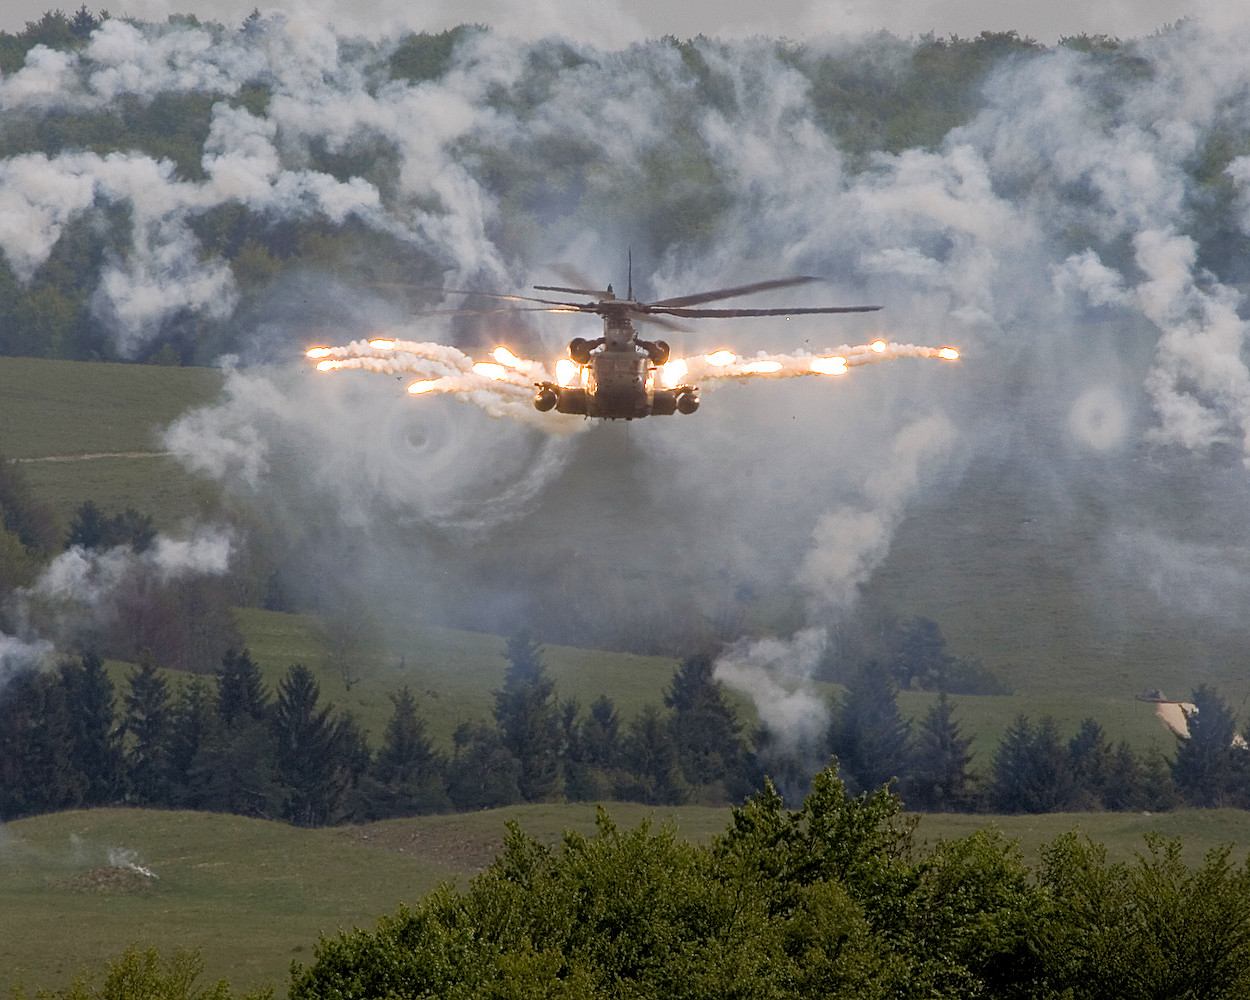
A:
[[492, 346, 522, 367], [939, 348, 960, 360], [810, 356, 848, 375], [408, 380, 438, 394], [707, 350, 736, 366], [368, 339, 395, 350], [871, 340, 887, 353], [315, 359, 342, 371], [661, 358, 689, 388], [472, 362, 508, 381], [555, 359, 579, 387], [306, 347, 331, 358]]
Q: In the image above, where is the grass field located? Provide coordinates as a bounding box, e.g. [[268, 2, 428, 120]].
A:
[[187, 608, 1174, 761], [5, 803, 1250, 998], [0, 356, 224, 529]]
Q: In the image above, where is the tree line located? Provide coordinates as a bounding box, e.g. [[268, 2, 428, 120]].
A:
[[0, 635, 755, 825], [4, 627, 1245, 825]]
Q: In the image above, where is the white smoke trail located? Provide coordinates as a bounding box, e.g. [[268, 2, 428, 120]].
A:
[[715, 414, 958, 757], [1, 528, 235, 671], [0, 632, 55, 686]]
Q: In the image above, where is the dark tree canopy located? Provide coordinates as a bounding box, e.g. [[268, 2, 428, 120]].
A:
[[493, 631, 561, 802]]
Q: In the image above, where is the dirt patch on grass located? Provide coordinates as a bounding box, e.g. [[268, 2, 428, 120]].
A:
[[341, 822, 504, 874], [56, 865, 159, 893]]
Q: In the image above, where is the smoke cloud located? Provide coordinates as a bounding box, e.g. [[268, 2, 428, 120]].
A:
[[1, 528, 235, 673], [5, 12, 1250, 761]]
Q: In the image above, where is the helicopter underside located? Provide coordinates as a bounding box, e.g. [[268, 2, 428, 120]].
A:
[[534, 382, 700, 419]]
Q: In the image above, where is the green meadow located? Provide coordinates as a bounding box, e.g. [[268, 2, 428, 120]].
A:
[[0, 356, 224, 528], [5, 803, 1250, 997]]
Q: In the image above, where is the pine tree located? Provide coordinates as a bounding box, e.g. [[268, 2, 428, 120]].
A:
[[122, 654, 171, 806], [562, 695, 628, 803], [189, 647, 279, 817], [664, 655, 754, 801], [830, 660, 912, 795], [446, 722, 522, 811], [990, 715, 1075, 813], [617, 705, 686, 805], [166, 678, 216, 807], [0, 669, 81, 817], [190, 713, 281, 818], [1101, 741, 1148, 812], [368, 687, 449, 817], [583, 695, 623, 769], [216, 646, 269, 725], [272, 664, 355, 826], [889, 617, 950, 689], [1067, 717, 1112, 809], [907, 691, 972, 811], [60, 651, 122, 805], [1172, 686, 1241, 807], [493, 631, 561, 802]]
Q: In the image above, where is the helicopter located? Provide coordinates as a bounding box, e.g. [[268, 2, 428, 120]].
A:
[[430, 270, 882, 420]]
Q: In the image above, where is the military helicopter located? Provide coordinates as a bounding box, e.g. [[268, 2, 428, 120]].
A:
[[431, 269, 881, 420]]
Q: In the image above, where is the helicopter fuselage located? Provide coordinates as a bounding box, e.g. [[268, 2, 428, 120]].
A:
[[533, 307, 699, 419]]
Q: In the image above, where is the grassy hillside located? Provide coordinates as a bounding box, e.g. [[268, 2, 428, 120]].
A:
[[0, 803, 727, 997], [232, 607, 680, 747], [232, 608, 1177, 759], [0, 356, 224, 529], [5, 803, 1250, 997], [0, 355, 1228, 760]]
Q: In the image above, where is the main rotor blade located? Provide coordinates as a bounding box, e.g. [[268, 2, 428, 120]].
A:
[[405, 286, 587, 309], [633, 312, 691, 333], [409, 306, 582, 316], [533, 284, 613, 300], [647, 276, 820, 309], [647, 305, 882, 318]]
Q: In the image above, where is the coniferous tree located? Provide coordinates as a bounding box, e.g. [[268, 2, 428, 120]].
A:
[[493, 631, 561, 802], [272, 664, 356, 826], [166, 679, 216, 807], [562, 695, 628, 802], [1067, 717, 1112, 809], [1101, 741, 1148, 812], [559, 699, 598, 802], [188, 645, 280, 817], [906, 691, 972, 811], [889, 617, 950, 689], [59, 651, 122, 805], [446, 722, 522, 811], [122, 654, 171, 805], [990, 715, 1075, 814], [617, 705, 686, 805], [664, 655, 754, 800], [1172, 686, 1242, 807], [830, 660, 912, 795], [367, 687, 449, 817], [190, 712, 281, 818], [216, 647, 269, 725], [0, 669, 81, 817]]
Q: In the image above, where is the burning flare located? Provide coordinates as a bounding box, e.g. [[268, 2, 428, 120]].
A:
[[305, 330, 959, 425], [472, 362, 509, 380], [810, 356, 849, 375]]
